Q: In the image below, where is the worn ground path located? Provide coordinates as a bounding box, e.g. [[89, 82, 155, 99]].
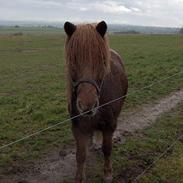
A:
[[1, 89, 183, 183]]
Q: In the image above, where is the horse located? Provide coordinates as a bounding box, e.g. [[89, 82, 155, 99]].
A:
[[64, 21, 128, 183]]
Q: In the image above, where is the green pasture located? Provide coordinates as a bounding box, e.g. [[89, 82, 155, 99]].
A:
[[0, 32, 183, 175], [0, 26, 63, 35]]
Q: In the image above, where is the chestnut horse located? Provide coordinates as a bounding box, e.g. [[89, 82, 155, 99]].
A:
[[64, 21, 128, 183]]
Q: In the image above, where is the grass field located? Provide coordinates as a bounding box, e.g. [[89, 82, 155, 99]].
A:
[[0, 26, 63, 35], [0, 32, 183, 179]]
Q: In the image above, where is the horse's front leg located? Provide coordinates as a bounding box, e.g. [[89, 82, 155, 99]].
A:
[[102, 131, 113, 183], [73, 129, 89, 183]]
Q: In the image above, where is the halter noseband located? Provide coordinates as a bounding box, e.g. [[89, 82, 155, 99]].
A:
[[72, 79, 101, 97]]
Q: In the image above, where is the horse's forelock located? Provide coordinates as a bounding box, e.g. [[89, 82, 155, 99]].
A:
[[65, 24, 110, 79]]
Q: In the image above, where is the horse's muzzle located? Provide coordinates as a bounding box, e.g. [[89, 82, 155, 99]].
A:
[[77, 99, 99, 117]]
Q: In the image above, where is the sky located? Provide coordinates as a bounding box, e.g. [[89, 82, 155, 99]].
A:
[[0, 0, 183, 27]]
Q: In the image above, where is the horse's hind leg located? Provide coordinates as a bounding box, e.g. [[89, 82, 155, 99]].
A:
[[73, 129, 89, 183], [102, 131, 113, 183]]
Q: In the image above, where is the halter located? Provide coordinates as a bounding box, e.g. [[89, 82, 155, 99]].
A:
[[72, 78, 105, 98]]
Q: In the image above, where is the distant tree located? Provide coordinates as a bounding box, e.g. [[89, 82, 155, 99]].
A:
[[180, 27, 183, 34], [14, 25, 20, 28]]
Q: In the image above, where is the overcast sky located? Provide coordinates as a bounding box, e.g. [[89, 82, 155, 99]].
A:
[[0, 0, 183, 27]]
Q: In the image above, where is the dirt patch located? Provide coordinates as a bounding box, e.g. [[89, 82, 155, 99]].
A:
[[114, 89, 183, 141], [116, 166, 143, 183], [1, 89, 183, 183]]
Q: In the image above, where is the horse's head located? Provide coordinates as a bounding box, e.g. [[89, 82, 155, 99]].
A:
[[64, 21, 110, 116]]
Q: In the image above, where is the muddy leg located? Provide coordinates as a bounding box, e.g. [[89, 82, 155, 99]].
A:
[[102, 132, 113, 183], [74, 131, 89, 183]]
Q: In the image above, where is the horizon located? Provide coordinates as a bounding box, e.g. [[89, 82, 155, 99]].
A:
[[0, 20, 181, 29]]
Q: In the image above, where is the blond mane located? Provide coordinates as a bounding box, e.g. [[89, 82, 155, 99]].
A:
[[65, 23, 111, 105]]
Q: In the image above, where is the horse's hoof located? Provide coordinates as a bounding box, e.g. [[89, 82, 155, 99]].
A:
[[103, 177, 113, 183]]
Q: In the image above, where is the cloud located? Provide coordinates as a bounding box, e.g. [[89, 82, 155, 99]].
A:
[[0, 0, 183, 27], [67, 1, 133, 14]]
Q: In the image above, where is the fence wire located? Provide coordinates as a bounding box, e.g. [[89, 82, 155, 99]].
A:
[[0, 70, 182, 151]]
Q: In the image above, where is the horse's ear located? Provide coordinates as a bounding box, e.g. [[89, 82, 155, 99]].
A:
[[64, 22, 76, 37], [96, 21, 107, 37]]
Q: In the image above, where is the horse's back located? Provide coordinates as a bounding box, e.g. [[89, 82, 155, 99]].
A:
[[99, 49, 128, 125], [110, 49, 128, 96]]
